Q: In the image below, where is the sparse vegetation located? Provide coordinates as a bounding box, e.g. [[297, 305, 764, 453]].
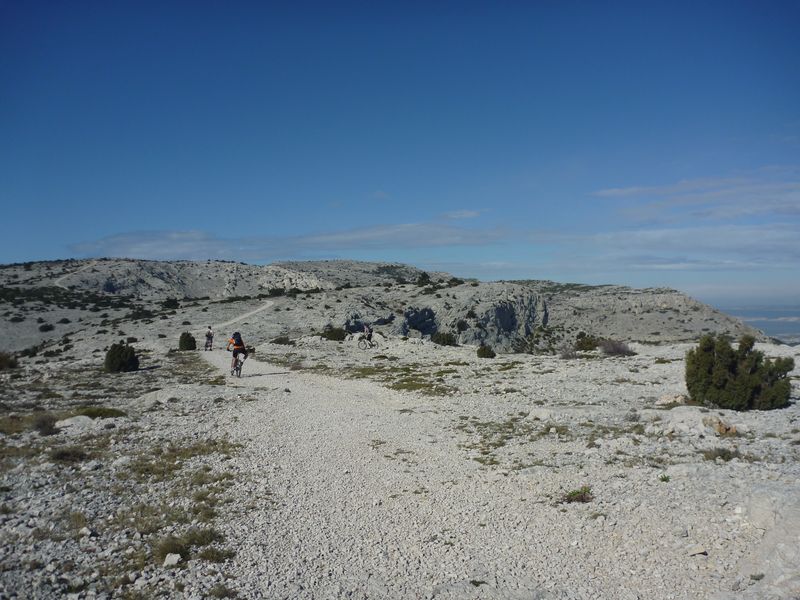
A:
[[0, 351, 18, 370], [599, 339, 635, 356], [104, 342, 139, 372], [575, 332, 600, 351], [33, 414, 59, 436], [477, 344, 496, 359], [561, 485, 594, 503], [320, 327, 347, 341], [431, 332, 457, 346], [685, 335, 794, 411], [179, 332, 197, 351]]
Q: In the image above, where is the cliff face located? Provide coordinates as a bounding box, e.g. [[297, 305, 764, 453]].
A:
[[0, 258, 762, 353]]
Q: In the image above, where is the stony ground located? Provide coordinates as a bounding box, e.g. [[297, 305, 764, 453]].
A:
[[2, 320, 799, 599], [1, 263, 799, 599]]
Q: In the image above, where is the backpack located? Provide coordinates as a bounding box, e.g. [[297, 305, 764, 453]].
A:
[[233, 332, 243, 346]]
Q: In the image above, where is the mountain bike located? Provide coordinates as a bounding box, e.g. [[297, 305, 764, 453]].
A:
[[358, 334, 378, 350], [230, 352, 246, 377]]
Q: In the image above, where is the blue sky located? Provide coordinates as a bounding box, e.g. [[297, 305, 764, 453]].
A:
[[2, 1, 799, 305]]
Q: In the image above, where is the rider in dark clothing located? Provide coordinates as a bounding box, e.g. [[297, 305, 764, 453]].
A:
[[226, 331, 247, 374]]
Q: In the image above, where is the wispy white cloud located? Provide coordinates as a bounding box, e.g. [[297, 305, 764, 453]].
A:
[[593, 168, 800, 226], [593, 177, 749, 198], [70, 222, 508, 261], [441, 209, 482, 220]]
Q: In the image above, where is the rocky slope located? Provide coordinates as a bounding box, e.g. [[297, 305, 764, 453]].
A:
[[0, 259, 761, 355]]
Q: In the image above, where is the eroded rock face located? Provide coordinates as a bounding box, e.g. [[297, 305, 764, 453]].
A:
[[0, 258, 762, 354]]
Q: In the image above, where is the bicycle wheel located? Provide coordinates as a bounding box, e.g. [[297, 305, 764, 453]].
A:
[[369, 339, 378, 349], [358, 339, 368, 351]]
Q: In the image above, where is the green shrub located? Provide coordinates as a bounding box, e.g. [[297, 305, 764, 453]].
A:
[[162, 298, 180, 309], [321, 327, 347, 341], [575, 333, 600, 351], [38, 323, 54, 332], [104, 343, 139, 372], [179, 332, 197, 351], [561, 485, 593, 503], [431, 332, 457, 346], [685, 334, 794, 411], [456, 319, 469, 332], [477, 344, 496, 359], [0, 351, 18, 370]]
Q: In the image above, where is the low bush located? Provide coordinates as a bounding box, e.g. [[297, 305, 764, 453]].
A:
[[104, 343, 139, 372], [321, 327, 347, 341], [561, 485, 593, 503], [50, 446, 88, 463], [179, 332, 197, 351], [162, 298, 180, 309], [477, 344, 496, 359], [558, 343, 578, 359], [38, 323, 54, 332], [33, 414, 58, 436], [456, 319, 469, 332], [77, 406, 126, 419], [685, 334, 794, 411], [575, 333, 600, 351], [0, 351, 18, 370], [431, 332, 457, 346], [599, 339, 635, 356]]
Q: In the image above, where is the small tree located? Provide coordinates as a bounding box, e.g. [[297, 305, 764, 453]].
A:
[[431, 332, 457, 346], [104, 343, 139, 373], [685, 334, 794, 411], [179, 332, 197, 350], [477, 344, 496, 359]]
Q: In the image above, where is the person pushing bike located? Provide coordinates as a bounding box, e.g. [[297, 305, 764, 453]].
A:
[[226, 331, 247, 375]]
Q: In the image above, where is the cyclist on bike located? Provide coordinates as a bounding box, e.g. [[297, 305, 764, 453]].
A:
[[226, 331, 247, 375], [363, 322, 372, 342]]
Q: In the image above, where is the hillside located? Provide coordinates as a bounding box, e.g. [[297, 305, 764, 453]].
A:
[[0, 258, 760, 354]]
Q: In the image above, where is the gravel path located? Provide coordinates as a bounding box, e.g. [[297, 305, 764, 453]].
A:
[[198, 348, 795, 600]]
